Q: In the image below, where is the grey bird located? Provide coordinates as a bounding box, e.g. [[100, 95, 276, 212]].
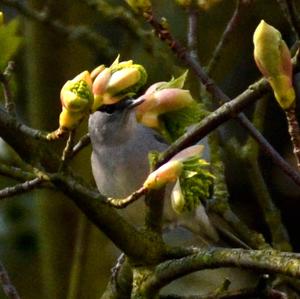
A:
[[88, 98, 222, 243], [89, 98, 167, 198]]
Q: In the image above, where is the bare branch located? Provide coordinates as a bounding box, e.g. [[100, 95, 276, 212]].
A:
[[0, 164, 36, 181], [276, 0, 300, 38], [207, 0, 253, 75], [0, 61, 16, 116], [49, 173, 167, 263], [285, 108, 300, 170], [107, 186, 147, 208], [70, 133, 90, 158], [145, 10, 300, 188], [59, 130, 76, 171], [0, 177, 44, 199], [187, 7, 199, 60], [0, 261, 21, 299]]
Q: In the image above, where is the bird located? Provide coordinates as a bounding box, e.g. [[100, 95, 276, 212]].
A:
[[88, 98, 222, 243], [88, 98, 167, 198]]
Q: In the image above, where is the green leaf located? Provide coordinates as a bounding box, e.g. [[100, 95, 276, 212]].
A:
[[0, 18, 22, 70], [161, 101, 208, 140], [157, 70, 188, 90]]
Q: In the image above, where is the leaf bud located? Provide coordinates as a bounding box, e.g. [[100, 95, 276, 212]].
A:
[[171, 179, 186, 214], [253, 20, 295, 110], [61, 71, 93, 113]]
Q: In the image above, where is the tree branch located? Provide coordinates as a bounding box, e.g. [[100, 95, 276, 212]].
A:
[[206, 0, 253, 75], [145, 10, 300, 188], [50, 173, 166, 264], [0, 164, 36, 181], [70, 133, 90, 158], [0, 177, 44, 199], [0, 261, 20, 299], [0, 61, 16, 116], [276, 0, 300, 38], [146, 248, 300, 293], [107, 186, 147, 209]]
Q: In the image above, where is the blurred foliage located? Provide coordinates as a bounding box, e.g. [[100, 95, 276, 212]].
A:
[[0, 17, 21, 70]]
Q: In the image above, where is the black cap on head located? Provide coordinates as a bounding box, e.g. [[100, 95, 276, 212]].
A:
[[97, 98, 145, 114]]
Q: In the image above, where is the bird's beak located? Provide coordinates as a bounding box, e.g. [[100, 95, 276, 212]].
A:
[[124, 98, 145, 109]]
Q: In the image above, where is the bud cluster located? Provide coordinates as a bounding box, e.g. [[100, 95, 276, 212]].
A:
[[91, 56, 147, 111], [135, 71, 196, 133], [143, 145, 214, 214]]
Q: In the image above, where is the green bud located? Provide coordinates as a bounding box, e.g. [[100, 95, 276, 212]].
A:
[[91, 57, 147, 108], [61, 71, 93, 113], [106, 64, 146, 96], [59, 107, 85, 131], [253, 20, 295, 110]]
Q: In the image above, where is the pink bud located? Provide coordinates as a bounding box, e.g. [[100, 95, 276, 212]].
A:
[[144, 160, 183, 189], [136, 88, 195, 129], [92, 68, 112, 96]]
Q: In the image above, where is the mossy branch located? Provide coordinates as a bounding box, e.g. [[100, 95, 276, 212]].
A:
[[145, 248, 300, 294]]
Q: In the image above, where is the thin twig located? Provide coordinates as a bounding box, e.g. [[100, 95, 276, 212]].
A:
[[110, 253, 125, 285], [206, 0, 252, 75], [0, 61, 16, 116], [70, 133, 90, 158], [0, 0, 114, 57], [107, 186, 147, 208], [276, 0, 300, 38], [0, 163, 36, 181], [0, 261, 21, 299], [285, 108, 300, 170], [187, 7, 198, 60], [0, 177, 43, 199], [60, 130, 76, 170]]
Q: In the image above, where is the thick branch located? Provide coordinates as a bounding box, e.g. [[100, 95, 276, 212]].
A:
[[146, 248, 300, 293], [0, 107, 60, 171], [50, 173, 166, 264]]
